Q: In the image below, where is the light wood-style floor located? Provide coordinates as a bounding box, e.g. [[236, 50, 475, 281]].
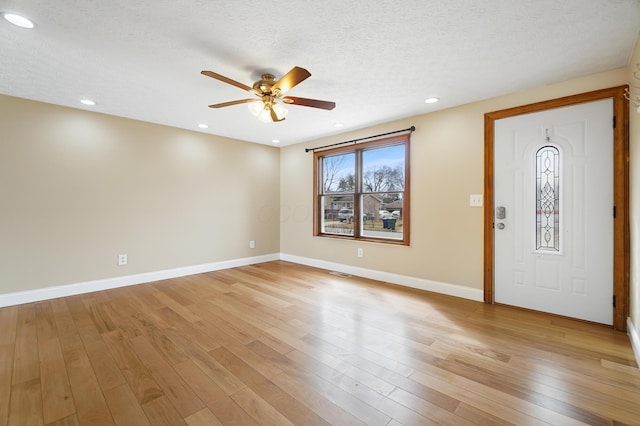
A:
[[0, 261, 638, 426]]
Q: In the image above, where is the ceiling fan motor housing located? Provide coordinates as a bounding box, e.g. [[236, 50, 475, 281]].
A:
[[253, 74, 277, 94]]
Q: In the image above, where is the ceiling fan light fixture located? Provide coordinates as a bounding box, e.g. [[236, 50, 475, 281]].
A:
[[258, 108, 272, 123], [255, 101, 288, 123], [272, 103, 288, 120], [248, 100, 264, 116]]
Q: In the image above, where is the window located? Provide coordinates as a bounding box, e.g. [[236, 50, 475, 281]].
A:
[[535, 145, 560, 252], [314, 134, 410, 244]]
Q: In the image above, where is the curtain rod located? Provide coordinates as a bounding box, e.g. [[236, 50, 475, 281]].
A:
[[304, 125, 415, 153]]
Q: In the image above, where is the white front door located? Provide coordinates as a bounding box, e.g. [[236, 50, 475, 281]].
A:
[[494, 98, 613, 325]]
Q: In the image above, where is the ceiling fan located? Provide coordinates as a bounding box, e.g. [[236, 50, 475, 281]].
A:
[[201, 66, 335, 122]]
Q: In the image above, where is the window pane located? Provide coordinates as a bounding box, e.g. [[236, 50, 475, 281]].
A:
[[362, 145, 405, 193], [535, 146, 560, 252], [320, 195, 354, 236], [322, 153, 355, 193], [361, 193, 404, 240]]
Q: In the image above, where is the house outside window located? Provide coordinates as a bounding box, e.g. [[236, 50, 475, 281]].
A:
[[313, 134, 410, 245]]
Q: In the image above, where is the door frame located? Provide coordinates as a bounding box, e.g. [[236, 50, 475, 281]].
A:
[[483, 86, 629, 332]]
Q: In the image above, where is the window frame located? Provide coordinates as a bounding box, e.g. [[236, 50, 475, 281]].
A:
[[313, 134, 410, 245]]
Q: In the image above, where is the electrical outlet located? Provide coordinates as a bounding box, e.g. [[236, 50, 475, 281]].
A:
[[357, 248, 363, 258], [249, 240, 255, 249], [118, 254, 127, 266]]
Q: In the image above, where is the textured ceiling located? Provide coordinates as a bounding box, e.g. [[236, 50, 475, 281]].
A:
[[1, 0, 639, 146]]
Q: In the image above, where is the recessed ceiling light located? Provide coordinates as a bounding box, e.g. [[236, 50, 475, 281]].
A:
[[334, 123, 344, 128], [2, 12, 35, 29], [198, 124, 208, 129], [425, 97, 439, 104], [80, 99, 96, 106], [272, 139, 280, 144]]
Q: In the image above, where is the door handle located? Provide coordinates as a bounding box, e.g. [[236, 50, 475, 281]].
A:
[[496, 223, 505, 230], [496, 206, 506, 219]]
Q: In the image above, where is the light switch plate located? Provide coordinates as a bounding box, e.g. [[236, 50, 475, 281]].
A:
[[469, 194, 483, 207]]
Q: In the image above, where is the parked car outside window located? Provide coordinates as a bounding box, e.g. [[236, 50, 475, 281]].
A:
[[338, 208, 353, 222]]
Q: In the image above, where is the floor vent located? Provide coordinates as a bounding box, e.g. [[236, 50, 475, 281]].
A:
[[329, 271, 352, 278]]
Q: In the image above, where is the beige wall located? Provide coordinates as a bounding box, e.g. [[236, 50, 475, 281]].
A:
[[0, 95, 280, 294], [280, 68, 628, 291], [1, 59, 634, 330], [629, 35, 640, 341]]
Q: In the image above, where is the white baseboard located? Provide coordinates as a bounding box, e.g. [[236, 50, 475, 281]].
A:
[[0, 253, 280, 308], [280, 253, 484, 302], [0, 252, 483, 308], [628, 317, 640, 367]]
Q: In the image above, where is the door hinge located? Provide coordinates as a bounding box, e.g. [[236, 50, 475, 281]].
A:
[[613, 115, 617, 128], [613, 294, 616, 308], [613, 205, 617, 218]]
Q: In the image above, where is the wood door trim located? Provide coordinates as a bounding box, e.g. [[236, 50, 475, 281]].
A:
[[484, 85, 630, 332]]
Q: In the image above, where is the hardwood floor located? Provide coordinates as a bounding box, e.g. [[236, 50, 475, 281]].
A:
[[1, 260, 638, 425]]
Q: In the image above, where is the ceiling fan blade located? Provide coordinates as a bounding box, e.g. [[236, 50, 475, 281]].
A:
[[282, 96, 336, 110], [201, 70, 253, 92], [272, 66, 311, 95], [208, 99, 257, 108]]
